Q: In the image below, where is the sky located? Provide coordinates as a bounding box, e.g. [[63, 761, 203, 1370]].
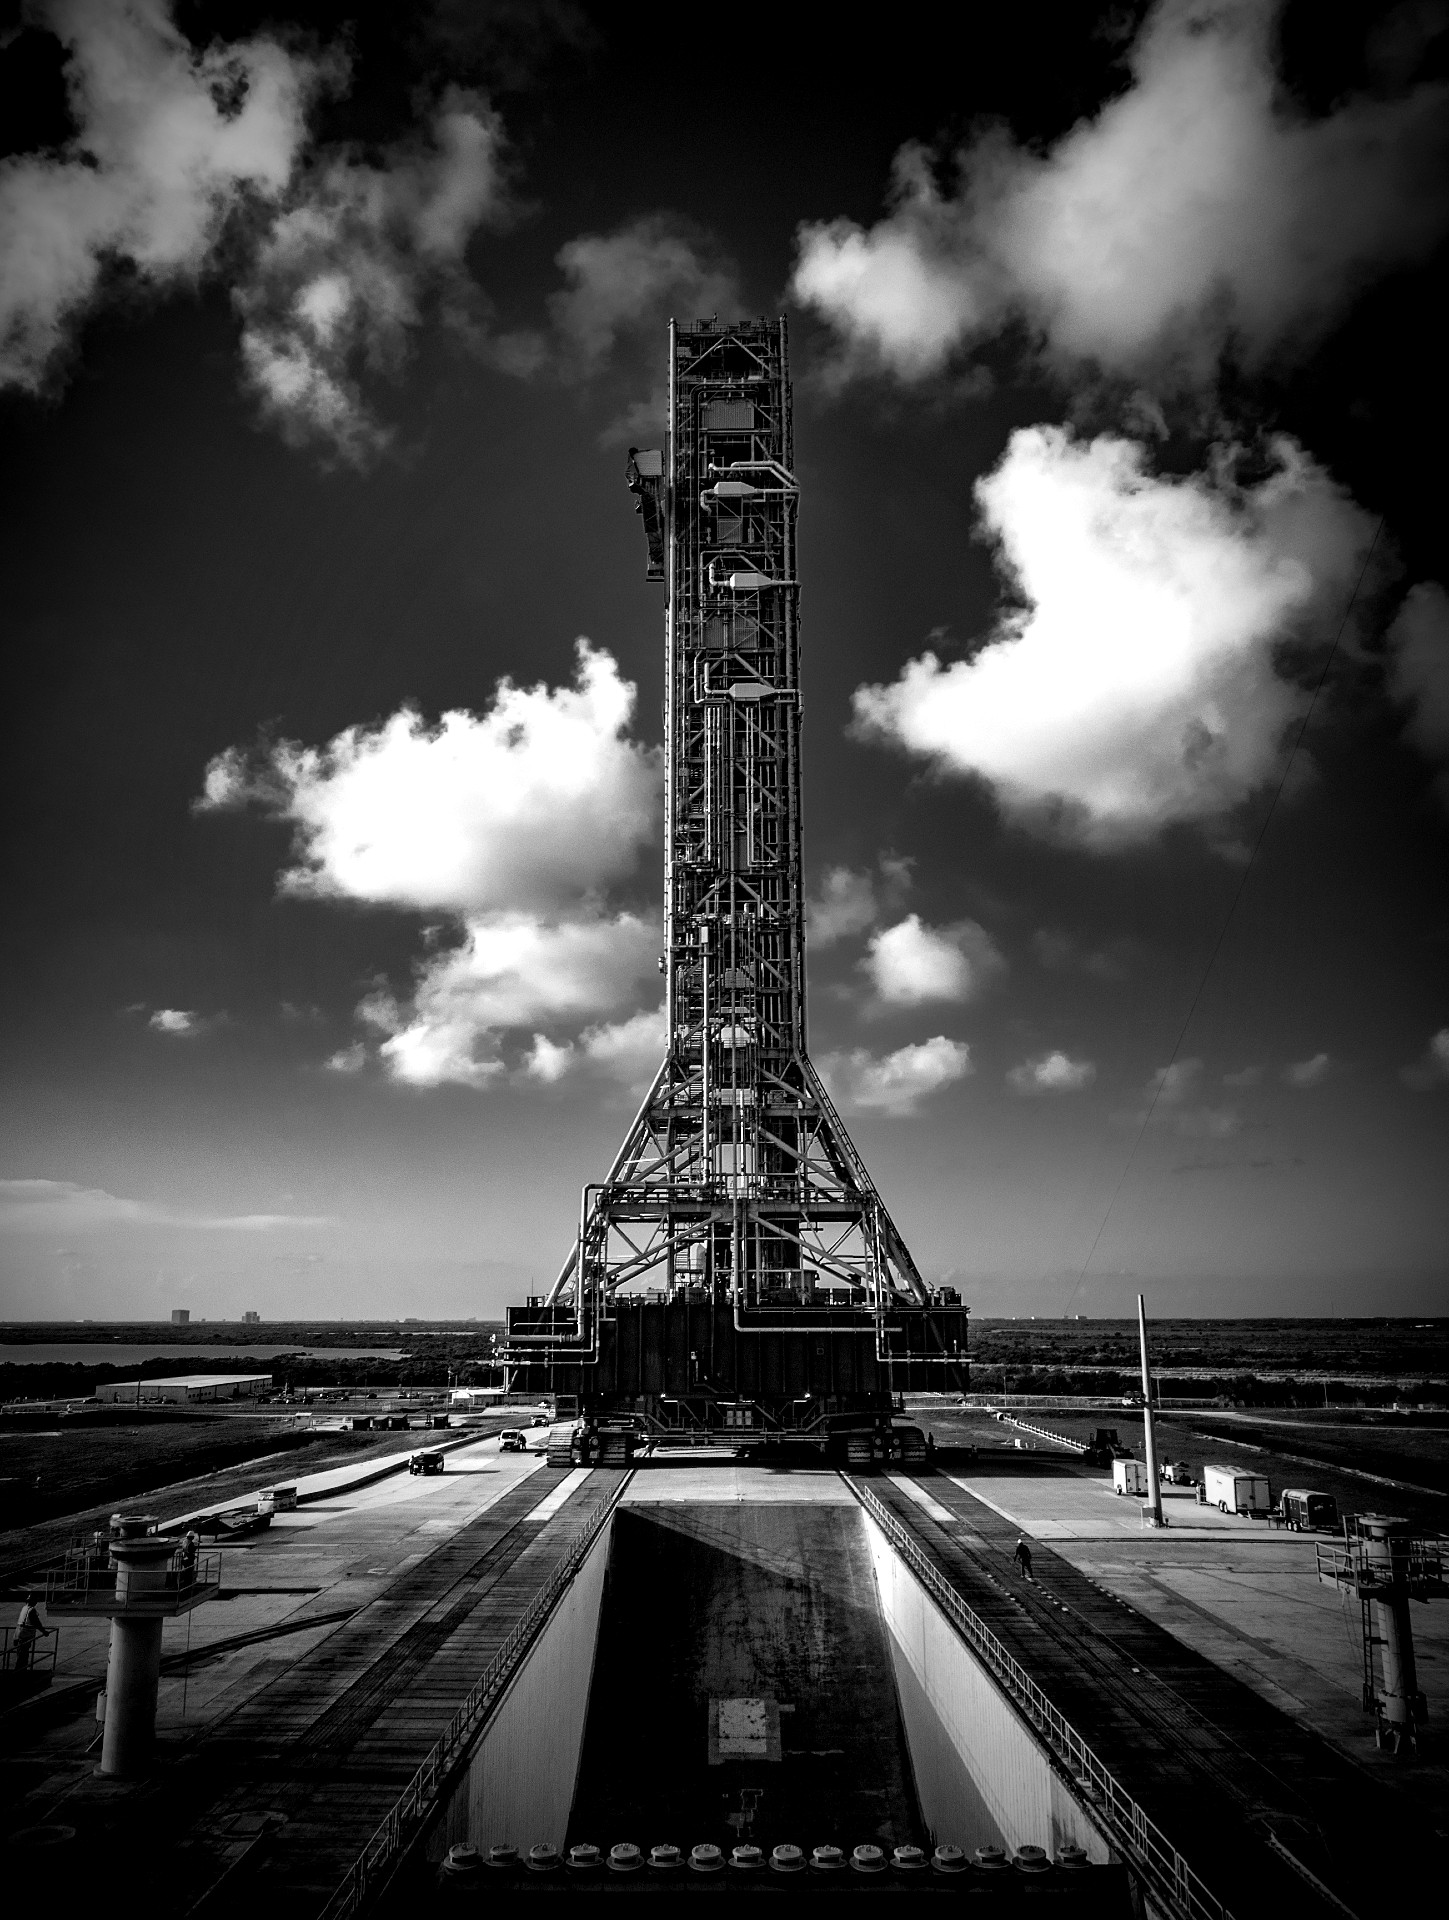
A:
[[1, 0, 1447, 1323]]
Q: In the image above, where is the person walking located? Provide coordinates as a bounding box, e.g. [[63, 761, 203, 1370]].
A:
[[14, 1592, 53, 1674], [1012, 1537, 1033, 1581]]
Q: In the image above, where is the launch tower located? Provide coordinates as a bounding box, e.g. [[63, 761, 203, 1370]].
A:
[[502, 319, 967, 1460]]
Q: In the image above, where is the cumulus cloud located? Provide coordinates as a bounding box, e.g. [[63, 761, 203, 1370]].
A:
[[0, 0, 321, 389], [235, 89, 505, 460], [149, 1007, 197, 1034], [853, 426, 1377, 847], [365, 913, 657, 1087], [1401, 1029, 1449, 1091], [546, 215, 737, 377], [203, 641, 664, 1090], [1127, 1057, 1240, 1136], [0, 3, 507, 459], [807, 854, 912, 948], [862, 914, 1004, 1007], [324, 1042, 366, 1074], [1386, 583, 1449, 803], [201, 640, 659, 915], [819, 1037, 972, 1117], [1284, 1051, 1331, 1088], [523, 1005, 667, 1093], [1007, 1050, 1097, 1095], [791, 0, 1449, 387], [0, 1177, 329, 1232]]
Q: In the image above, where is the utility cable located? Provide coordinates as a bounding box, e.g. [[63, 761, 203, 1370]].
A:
[[1061, 516, 1386, 1320]]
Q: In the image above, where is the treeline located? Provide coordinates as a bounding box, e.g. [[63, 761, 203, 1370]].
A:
[[975, 1367, 1447, 1405]]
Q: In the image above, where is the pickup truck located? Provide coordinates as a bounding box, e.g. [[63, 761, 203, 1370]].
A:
[[408, 1450, 444, 1476]]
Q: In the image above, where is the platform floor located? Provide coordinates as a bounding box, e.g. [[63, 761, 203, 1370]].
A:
[[869, 1462, 1449, 1917], [2, 1434, 624, 1911]]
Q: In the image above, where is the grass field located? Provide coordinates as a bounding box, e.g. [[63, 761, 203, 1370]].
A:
[[0, 1411, 421, 1530]]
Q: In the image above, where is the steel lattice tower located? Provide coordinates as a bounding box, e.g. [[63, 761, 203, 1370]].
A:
[[503, 319, 966, 1452]]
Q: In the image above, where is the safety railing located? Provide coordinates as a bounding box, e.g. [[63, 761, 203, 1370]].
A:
[[1316, 1535, 1446, 1594], [319, 1470, 632, 1920], [844, 1475, 1233, 1920], [1, 1623, 59, 1682], [44, 1549, 222, 1614]]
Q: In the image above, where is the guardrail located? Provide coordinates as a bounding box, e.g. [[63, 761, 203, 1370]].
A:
[[318, 1470, 632, 1920], [44, 1549, 222, 1615], [843, 1475, 1233, 1920], [1, 1623, 59, 1682]]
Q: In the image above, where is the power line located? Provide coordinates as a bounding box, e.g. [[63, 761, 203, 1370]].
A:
[[1061, 516, 1386, 1319]]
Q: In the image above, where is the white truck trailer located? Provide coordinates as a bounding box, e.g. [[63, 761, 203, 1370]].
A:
[[1203, 1463, 1271, 1515], [1112, 1457, 1149, 1496]]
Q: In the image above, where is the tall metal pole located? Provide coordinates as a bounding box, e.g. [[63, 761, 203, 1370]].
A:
[[1138, 1293, 1163, 1527]]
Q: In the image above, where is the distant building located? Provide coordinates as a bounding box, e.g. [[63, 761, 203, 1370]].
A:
[[96, 1373, 270, 1405], [242, 1311, 260, 1324], [171, 1308, 190, 1325], [449, 1387, 506, 1410]]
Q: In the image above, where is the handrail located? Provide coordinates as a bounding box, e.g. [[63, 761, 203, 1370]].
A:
[[842, 1475, 1233, 1920], [318, 1470, 632, 1920]]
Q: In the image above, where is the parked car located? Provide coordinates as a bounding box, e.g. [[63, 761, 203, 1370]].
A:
[[499, 1428, 526, 1452], [1280, 1488, 1339, 1532], [408, 1450, 444, 1476]]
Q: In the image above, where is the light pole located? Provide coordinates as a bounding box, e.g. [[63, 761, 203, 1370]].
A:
[[1138, 1293, 1164, 1528]]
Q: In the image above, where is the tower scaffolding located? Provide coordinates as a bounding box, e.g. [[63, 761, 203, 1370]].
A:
[[502, 319, 967, 1458]]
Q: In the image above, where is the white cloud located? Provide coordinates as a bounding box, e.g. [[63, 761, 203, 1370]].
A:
[[1284, 1051, 1331, 1088], [202, 641, 659, 916], [819, 1037, 972, 1117], [1128, 1057, 1239, 1136], [1148, 1059, 1203, 1106], [546, 215, 737, 376], [0, 0, 323, 391], [149, 1007, 197, 1035], [578, 1003, 668, 1089], [363, 913, 657, 1089], [852, 427, 1377, 847], [791, 0, 1449, 386], [0, 1178, 330, 1233], [205, 642, 664, 1092], [0, 4, 507, 460], [808, 854, 912, 948], [1222, 1064, 1262, 1088], [1007, 1050, 1096, 1095], [523, 1033, 575, 1083], [1387, 583, 1449, 804], [235, 89, 505, 460], [324, 1041, 366, 1074], [863, 915, 1003, 1007], [1401, 1029, 1449, 1092]]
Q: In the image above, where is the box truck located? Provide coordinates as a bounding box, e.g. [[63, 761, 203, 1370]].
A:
[[1112, 1457, 1149, 1496], [1203, 1463, 1271, 1515]]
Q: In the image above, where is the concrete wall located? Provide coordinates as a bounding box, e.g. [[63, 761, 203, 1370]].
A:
[[863, 1511, 1111, 1863], [432, 1512, 613, 1858]]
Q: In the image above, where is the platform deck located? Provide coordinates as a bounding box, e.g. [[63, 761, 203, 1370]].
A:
[[869, 1465, 1439, 1919]]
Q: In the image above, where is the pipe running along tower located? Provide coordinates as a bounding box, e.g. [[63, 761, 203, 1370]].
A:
[[503, 319, 967, 1459]]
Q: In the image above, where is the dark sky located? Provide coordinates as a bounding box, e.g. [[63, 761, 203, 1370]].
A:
[[2, 0, 1446, 1321]]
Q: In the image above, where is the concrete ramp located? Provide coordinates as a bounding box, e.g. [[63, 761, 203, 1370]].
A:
[[567, 1502, 923, 1852]]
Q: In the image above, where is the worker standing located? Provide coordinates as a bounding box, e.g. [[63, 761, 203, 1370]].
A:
[[14, 1591, 53, 1673], [1012, 1537, 1033, 1581]]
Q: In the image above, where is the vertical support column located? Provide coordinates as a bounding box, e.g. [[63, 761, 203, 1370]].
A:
[[1361, 1515, 1424, 1745], [1137, 1294, 1163, 1528], [100, 1613, 165, 1776]]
